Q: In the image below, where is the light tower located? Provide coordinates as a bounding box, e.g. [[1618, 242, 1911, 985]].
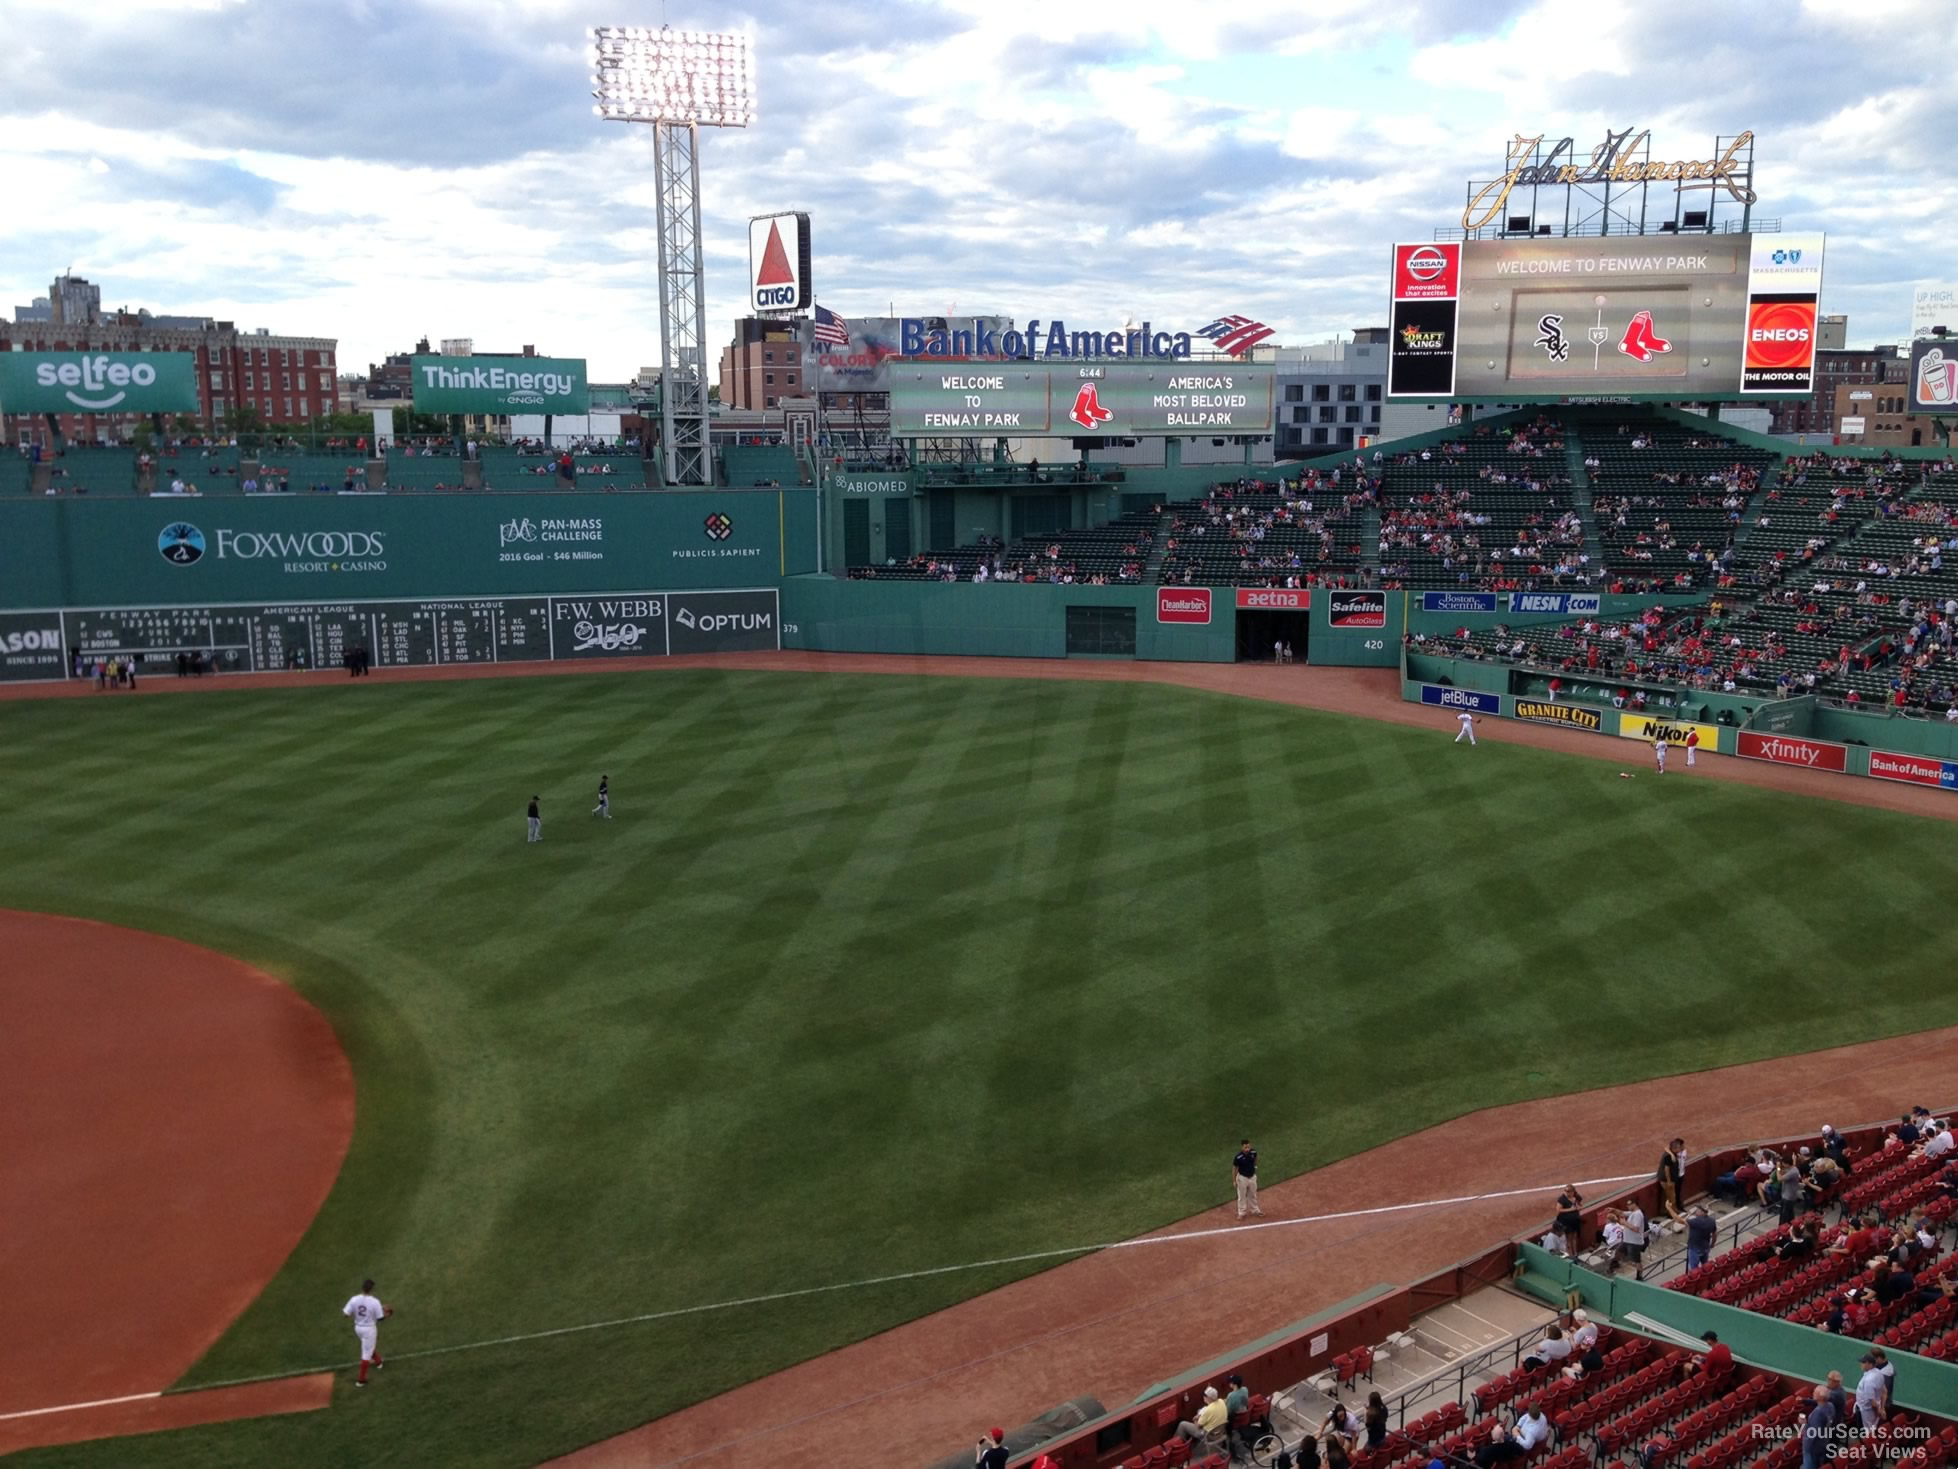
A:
[[590, 25, 754, 487]]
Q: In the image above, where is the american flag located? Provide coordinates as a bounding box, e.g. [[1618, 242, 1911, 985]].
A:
[[812, 304, 850, 347], [1196, 314, 1275, 357]]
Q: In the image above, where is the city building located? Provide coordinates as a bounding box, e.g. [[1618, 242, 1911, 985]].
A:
[[1831, 359, 1944, 448], [1776, 342, 1901, 437], [717, 316, 806, 410], [1817, 314, 1848, 352], [1273, 328, 1389, 458], [3, 273, 336, 444]]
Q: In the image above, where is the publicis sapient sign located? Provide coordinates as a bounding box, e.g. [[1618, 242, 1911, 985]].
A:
[[0, 351, 200, 413], [1463, 127, 1758, 232], [410, 355, 590, 414], [900, 318, 1195, 360]]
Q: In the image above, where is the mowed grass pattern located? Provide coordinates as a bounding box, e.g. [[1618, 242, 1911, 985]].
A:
[[3, 669, 1955, 1468]]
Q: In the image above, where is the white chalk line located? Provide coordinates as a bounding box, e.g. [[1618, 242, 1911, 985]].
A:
[[1, 1170, 1643, 1424], [0, 1390, 160, 1423]]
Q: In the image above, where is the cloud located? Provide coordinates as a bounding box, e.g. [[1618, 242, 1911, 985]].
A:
[[0, 0, 1951, 377]]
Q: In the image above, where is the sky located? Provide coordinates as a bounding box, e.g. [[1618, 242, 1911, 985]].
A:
[[2, 0, 1950, 381]]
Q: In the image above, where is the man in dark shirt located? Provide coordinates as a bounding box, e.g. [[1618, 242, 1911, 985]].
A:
[[527, 796, 542, 844], [975, 1427, 1009, 1469], [1657, 1138, 1688, 1227], [1685, 1206, 1716, 1271], [1233, 1141, 1262, 1219]]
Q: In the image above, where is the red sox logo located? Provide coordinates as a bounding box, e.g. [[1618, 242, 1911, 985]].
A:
[[1067, 382, 1113, 431]]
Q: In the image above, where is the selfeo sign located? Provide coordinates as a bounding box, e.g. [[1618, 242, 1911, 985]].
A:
[[0, 351, 199, 413]]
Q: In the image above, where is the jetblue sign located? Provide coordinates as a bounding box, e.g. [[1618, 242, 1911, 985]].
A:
[[1510, 591, 1601, 615], [1422, 591, 1498, 613], [899, 318, 1194, 360], [1419, 684, 1501, 714]]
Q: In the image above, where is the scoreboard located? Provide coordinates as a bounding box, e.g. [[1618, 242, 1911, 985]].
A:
[[0, 588, 781, 682], [886, 361, 1275, 436]]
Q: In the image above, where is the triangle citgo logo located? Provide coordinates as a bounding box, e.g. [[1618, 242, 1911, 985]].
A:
[[755, 222, 794, 286]]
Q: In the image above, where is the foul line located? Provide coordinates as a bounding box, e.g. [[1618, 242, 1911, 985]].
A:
[[0, 1169, 1642, 1422], [0, 1391, 161, 1424]]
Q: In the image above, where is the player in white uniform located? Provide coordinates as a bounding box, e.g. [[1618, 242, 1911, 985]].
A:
[[343, 1278, 392, 1386], [1653, 735, 1667, 774], [1455, 711, 1477, 744]]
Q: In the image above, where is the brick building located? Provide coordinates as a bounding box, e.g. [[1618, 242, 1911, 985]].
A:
[[717, 317, 806, 410], [3, 273, 336, 445], [1775, 343, 1900, 438]]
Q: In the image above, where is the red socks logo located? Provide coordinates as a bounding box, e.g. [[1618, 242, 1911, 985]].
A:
[[1616, 310, 1673, 364], [1068, 383, 1113, 431]]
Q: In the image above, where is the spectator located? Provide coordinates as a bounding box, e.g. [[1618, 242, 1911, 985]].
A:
[[1657, 1139, 1688, 1228], [1174, 1386, 1228, 1444], [1522, 1326, 1570, 1372], [1778, 1156, 1811, 1224], [976, 1427, 1009, 1469], [1322, 1402, 1359, 1457], [1623, 1202, 1649, 1267], [1918, 1122, 1954, 1161], [1569, 1309, 1602, 1372], [1514, 1405, 1552, 1456], [1685, 1206, 1716, 1272], [1687, 1331, 1733, 1386], [1601, 1211, 1629, 1274], [1363, 1391, 1388, 1450], [1873, 1349, 1895, 1415], [1474, 1420, 1521, 1468], [1801, 1385, 1834, 1469], [1824, 1371, 1848, 1425], [1551, 1185, 1583, 1257], [1853, 1353, 1885, 1432]]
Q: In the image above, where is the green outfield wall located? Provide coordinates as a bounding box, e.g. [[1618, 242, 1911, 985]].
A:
[[780, 577, 1236, 661], [0, 490, 818, 610]]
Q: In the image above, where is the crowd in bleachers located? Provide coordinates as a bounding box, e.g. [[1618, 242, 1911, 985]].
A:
[[1160, 472, 1378, 589]]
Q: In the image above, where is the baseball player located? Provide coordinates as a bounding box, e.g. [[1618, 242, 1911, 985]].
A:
[[342, 1277, 392, 1386], [1653, 735, 1667, 774], [1454, 710, 1478, 745], [527, 794, 542, 843], [592, 774, 611, 819], [1685, 729, 1699, 768]]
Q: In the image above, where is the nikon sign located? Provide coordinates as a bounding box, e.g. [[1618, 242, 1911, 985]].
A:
[[410, 355, 590, 414], [0, 352, 199, 414]]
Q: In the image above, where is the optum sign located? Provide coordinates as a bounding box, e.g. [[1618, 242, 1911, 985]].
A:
[[0, 352, 200, 413]]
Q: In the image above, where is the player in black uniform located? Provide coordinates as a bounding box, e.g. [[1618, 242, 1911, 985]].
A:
[[592, 775, 611, 820]]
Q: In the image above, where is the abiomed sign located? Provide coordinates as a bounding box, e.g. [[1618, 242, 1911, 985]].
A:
[[410, 355, 590, 415], [0, 352, 199, 414]]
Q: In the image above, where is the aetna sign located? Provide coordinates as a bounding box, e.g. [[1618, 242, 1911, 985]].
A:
[[1157, 588, 1213, 624], [1737, 731, 1847, 773], [1235, 588, 1309, 610]]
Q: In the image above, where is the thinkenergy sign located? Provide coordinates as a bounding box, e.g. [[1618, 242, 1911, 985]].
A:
[[410, 355, 590, 414]]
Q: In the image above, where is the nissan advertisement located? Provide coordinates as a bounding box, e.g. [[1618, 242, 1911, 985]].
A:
[[1388, 232, 1824, 402]]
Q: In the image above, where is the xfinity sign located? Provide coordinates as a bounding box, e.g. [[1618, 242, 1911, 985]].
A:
[[0, 351, 199, 414]]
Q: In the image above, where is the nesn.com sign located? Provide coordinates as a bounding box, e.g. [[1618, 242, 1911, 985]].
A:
[[1510, 592, 1601, 615], [1419, 685, 1501, 714]]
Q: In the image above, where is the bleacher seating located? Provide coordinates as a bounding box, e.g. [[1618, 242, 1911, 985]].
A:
[[1158, 477, 1373, 589]]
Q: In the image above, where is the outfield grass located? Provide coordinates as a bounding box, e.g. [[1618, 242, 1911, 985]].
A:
[[5, 669, 1956, 1469]]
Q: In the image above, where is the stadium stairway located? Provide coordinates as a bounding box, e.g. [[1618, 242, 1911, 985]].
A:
[[1562, 427, 1605, 558]]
